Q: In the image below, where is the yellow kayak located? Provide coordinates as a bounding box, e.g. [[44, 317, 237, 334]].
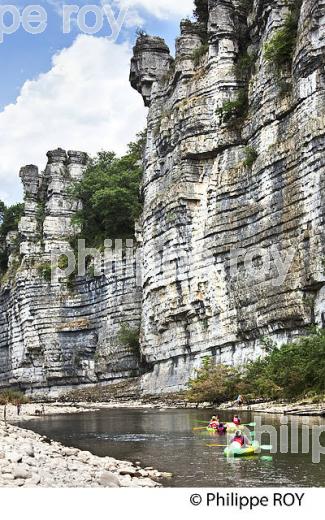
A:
[[206, 427, 228, 434], [225, 423, 244, 433]]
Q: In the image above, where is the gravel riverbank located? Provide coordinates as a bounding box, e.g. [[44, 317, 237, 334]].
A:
[[219, 399, 325, 416], [0, 403, 171, 488]]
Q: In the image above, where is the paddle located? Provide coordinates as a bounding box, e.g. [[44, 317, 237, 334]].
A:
[[231, 422, 256, 427], [193, 420, 257, 427], [194, 422, 256, 430], [207, 443, 273, 451]]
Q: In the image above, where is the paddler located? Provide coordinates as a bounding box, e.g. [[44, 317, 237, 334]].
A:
[[208, 416, 219, 429], [230, 430, 251, 448], [217, 422, 227, 435], [232, 415, 241, 426]]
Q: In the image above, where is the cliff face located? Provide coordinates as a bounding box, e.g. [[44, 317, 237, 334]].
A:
[[0, 0, 324, 397], [0, 151, 142, 396], [131, 0, 325, 393]]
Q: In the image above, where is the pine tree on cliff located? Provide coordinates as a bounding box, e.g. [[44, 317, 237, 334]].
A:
[[193, 0, 209, 26]]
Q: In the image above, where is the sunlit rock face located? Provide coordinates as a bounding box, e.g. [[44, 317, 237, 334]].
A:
[[131, 0, 325, 393], [0, 0, 324, 397], [0, 150, 142, 396]]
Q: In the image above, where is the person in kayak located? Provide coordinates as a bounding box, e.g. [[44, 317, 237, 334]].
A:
[[231, 430, 251, 448], [208, 416, 219, 429], [233, 415, 241, 425], [217, 422, 227, 435]]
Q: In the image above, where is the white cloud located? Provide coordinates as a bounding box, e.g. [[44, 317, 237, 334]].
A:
[[0, 35, 147, 204], [47, 0, 192, 26], [113, 0, 193, 20]]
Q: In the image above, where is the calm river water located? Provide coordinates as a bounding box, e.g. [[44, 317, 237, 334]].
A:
[[20, 408, 325, 487]]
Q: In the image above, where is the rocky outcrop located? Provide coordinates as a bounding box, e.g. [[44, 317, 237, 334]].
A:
[[130, 35, 174, 106], [131, 0, 325, 393], [0, 150, 142, 396]]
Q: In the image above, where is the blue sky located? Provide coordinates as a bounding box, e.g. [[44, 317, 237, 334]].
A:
[[0, 0, 193, 203]]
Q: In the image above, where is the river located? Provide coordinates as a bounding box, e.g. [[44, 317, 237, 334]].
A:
[[19, 408, 325, 487]]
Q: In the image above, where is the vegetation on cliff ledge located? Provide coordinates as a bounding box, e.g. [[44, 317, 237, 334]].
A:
[[187, 329, 325, 403], [117, 324, 141, 356], [192, 43, 209, 66], [216, 89, 249, 126], [264, 0, 302, 70]]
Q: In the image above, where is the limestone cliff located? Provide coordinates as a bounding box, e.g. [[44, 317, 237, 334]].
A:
[[0, 0, 324, 396], [131, 0, 325, 393], [0, 150, 142, 395]]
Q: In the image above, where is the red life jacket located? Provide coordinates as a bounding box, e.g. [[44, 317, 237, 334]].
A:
[[233, 435, 245, 446], [209, 421, 218, 429]]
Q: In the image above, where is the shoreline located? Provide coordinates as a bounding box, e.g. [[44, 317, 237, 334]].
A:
[[0, 403, 173, 488], [218, 399, 325, 417], [3, 393, 325, 423]]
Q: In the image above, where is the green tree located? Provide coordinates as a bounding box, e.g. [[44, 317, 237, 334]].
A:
[[193, 0, 209, 26], [117, 324, 141, 356], [243, 329, 325, 399], [0, 201, 24, 273], [72, 132, 145, 247], [0, 202, 24, 237]]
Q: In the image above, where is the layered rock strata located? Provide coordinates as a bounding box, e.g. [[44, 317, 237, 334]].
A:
[[0, 150, 142, 395], [0, 0, 324, 396], [130, 0, 325, 393]]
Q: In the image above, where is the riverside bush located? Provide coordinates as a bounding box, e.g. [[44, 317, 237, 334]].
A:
[[187, 359, 241, 403], [0, 389, 29, 422], [0, 389, 28, 405], [186, 329, 325, 403]]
